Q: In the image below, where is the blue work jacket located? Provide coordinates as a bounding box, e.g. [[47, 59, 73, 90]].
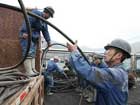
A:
[[20, 9, 50, 42], [46, 60, 64, 75], [69, 51, 128, 105]]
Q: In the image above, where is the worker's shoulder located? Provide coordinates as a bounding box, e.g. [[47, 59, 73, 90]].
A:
[[31, 9, 42, 16]]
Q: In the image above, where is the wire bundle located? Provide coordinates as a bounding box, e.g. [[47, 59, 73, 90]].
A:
[[0, 69, 30, 105]]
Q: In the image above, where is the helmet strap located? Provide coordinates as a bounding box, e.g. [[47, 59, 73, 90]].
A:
[[107, 49, 120, 67]]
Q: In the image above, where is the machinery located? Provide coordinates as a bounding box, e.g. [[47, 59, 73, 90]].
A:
[[123, 53, 140, 89]]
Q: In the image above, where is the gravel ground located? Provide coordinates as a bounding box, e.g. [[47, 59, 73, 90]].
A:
[[44, 81, 140, 105]]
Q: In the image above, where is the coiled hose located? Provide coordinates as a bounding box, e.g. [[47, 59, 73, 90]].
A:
[[0, 2, 90, 92], [42, 43, 90, 105], [41, 43, 78, 93], [0, 69, 31, 105]]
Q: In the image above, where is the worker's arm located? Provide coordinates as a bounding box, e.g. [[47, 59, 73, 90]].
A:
[[55, 63, 68, 78], [69, 51, 124, 90], [41, 24, 51, 46], [67, 42, 121, 90], [55, 63, 64, 73], [19, 10, 37, 38]]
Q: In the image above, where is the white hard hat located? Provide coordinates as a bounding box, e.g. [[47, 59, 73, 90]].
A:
[[50, 58, 54, 60], [54, 56, 59, 60], [54, 56, 60, 62]]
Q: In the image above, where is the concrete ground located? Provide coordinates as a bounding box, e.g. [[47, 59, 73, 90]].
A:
[[44, 90, 94, 105], [44, 81, 140, 105], [128, 80, 140, 105]]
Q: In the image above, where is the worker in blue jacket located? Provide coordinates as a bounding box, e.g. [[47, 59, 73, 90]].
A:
[[19, 7, 55, 75], [67, 39, 131, 105], [43, 56, 67, 95]]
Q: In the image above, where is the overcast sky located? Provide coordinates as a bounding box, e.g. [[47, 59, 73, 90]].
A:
[[1, 0, 140, 49]]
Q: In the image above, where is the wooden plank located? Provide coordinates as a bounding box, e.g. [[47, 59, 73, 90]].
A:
[[2, 85, 26, 105], [20, 76, 44, 105], [9, 77, 37, 105]]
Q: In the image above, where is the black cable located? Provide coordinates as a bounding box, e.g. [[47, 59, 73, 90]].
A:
[[51, 78, 77, 93], [0, 70, 31, 104], [41, 43, 67, 65], [0, 2, 89, 102], [0, 3, 90, 70], [41, 43, 80, 93]]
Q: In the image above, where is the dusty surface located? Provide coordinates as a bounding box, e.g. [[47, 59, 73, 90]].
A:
[[0, 7, 41, 71], [0, 7, 23, 68], [44, 91, 93, 105], [44, 80, 140, 105], [128, 80, 140, 105]]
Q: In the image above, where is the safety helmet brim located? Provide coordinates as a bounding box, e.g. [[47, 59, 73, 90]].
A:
[[44, 7, 55, 18], [104, 44, 131, 58]]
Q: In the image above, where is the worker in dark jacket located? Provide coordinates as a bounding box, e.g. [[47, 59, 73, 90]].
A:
[[19, 7, 55, 75], [67, 39, 131, 105]]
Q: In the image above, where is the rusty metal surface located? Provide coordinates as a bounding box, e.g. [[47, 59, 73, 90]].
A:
[[0, 7, 22, 39], [0, 7, 23, 68], [0, 7, 41, 71]]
